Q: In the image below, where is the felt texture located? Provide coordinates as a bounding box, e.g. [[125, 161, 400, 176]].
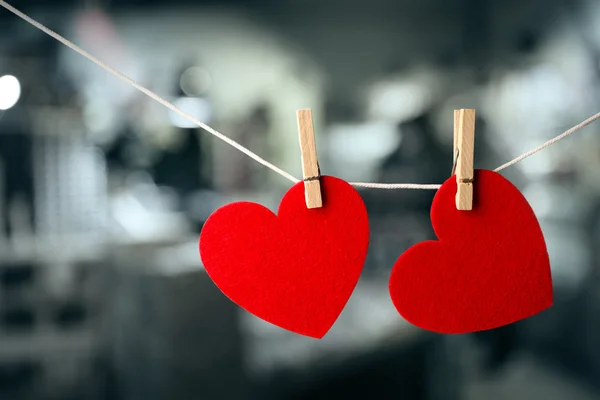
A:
[[199, 176, 370, 339], [389, 169, 553, 334]]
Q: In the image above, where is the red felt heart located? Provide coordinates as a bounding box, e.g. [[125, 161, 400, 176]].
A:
[[389, 169, 553, 334], [199, 176, 369, 338]]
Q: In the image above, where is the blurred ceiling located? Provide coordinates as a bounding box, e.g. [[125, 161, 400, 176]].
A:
[[0, 0, 589, 106], [0, 0, 577, 8]]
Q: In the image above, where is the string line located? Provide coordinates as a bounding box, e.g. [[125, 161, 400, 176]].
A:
[[351, 111, 600, 189], [493, 111, 600, 173], [2, 0, 600, 190]]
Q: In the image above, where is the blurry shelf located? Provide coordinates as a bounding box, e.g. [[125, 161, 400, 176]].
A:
[[0, 329, 97, 362], [0, 233, 108, 264], [111, 237, 204, 276]]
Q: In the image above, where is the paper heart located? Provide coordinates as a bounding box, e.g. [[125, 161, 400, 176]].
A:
[[199, 176, 369, 338], [389, 169, 553, 334]]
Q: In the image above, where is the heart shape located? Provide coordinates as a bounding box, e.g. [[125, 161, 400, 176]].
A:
[[199, 176, 370, 338], [389, 169, 553, 334]]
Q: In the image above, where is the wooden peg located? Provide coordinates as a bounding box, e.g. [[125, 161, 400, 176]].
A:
[[296, 108, 322, 209], [454, 109, 476, 211], [453, 110, 460, 165]]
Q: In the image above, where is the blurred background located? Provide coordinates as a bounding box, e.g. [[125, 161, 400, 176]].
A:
[[1, 0, 600, 398]]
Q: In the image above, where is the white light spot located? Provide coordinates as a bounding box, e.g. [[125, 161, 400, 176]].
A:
[[0, 75, 21, 110]]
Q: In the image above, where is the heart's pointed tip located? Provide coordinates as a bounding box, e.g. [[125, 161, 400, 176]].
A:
[[295, 325, 332, 339], [305, 332, 326, 340], [278, 329, 327, 339], [535, 297, 554, 315], [527, 288, 554, 315]]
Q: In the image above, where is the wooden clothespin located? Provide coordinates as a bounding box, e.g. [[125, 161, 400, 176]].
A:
[[454, 109, 476, 211], [296, 108, 322, 209]]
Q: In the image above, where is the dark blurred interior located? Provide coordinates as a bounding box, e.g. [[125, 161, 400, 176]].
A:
[[2, 0, 600, 398]]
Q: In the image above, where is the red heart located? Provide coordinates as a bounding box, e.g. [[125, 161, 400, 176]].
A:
[[199, 176, 369, 338], [389, 169, 553, 334]]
